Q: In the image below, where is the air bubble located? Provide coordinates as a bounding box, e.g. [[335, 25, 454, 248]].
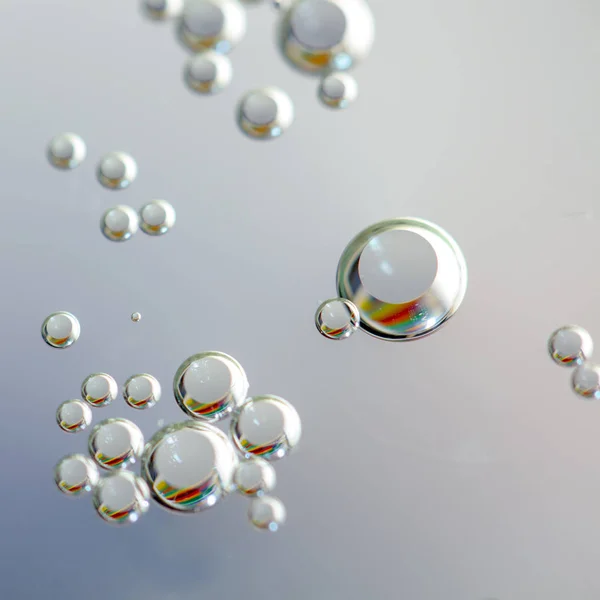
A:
[[173, 351, 249, 422], [97, 152, 138, 190], [184, 51, 232, 94], [101, 205, 139, 242], [47, 133, 86, 170], [141, 420, 238, 512], [81, 373, 118, 407], [139, 200, 176, 236], [56, 399, 92, 433], [89, 418, 144, 470], [93, 471, 150, 525], [231, 395, 301, 460], [237, 87, 294, 140], [318, 72, 357, 109], [142, 0, 184, 19], [315, 298, 359, 340], [234, 457, 276, 496], [54, 454, 99, 496], [572, 363, 600, 400], [41, 311, 80, 349], [548, 325, 593, 367], [248, 495, 286, 531], [124, 373, 161, 410], [131, 312, 142, 322]]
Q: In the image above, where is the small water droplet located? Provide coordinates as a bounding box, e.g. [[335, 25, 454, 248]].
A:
[[572, 363, 600, 400], [54, 454, 99, 496], [318, 72, 358, 109], [142, 0, 183, 19], [124, 373, 161, 410], [131, 311, 142, 322], [41, 311, 80, 349], [234, 457, 277, 497], [315, 298, 359, 340], [47, 133, 87, 170], [81, 373, 118, 407], [88, 418, 145, 470], [184, 50, 232, 94], [237, 87, 294, 140], [101, 205, 139, 242], [248, 495, 286, 531], [139, 199, 176, 236], [56, 399, 92, 433], [93, 471, 150, 525], [548, 325, 593, 367], [97, 152, 138, 190]]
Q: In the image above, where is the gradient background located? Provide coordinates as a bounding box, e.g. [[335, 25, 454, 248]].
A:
[[2, 1, 600, 598]]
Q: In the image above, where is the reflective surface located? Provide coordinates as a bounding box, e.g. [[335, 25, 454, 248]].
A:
[[184, 51, 233, 94], [315, 297, 360, 340], [54, 454, 99, 496], [237, 87, 294, 139], [81, 373, 118, 407], [92, 471, 151, 525], [248, 495, 286, 531], [88, 418, 145, 469], [234, 456, 277, 496], [548, 325, 593, 367], [47, 133, 86, 169], [41, 311, 80, 349], [123, 373, 161, 409], [56, 399, 93, 433], [318, 72, 358, 109], [101, 205, 139, 242], [96, 152, 138, 190]]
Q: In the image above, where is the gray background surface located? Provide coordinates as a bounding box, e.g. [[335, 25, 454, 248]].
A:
[[2, 1, 600, 598]]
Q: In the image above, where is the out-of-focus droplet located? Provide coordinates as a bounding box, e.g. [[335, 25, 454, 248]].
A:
[[131, 312, 142, 322], [142, 0, 184, 19], [315, 298, 359, 340], [231, 395, 301, 461], [173, 351, 249, 422], [179, 0, 247, 53], [184, 51, 232, 94], [88, 418, 144, 470], [318, 72, 357, 109], [548, 325, 593, 367], [572, 363, 600, 400], [278, 0, 375, 75], [124, 373, 161, 410], [41, 311, 80, 349], [56, 399, 93, 433], [237, 87, 294, 140], [248, 495, 286, 531], [54, 454, 99, 496], [141, 421, 238, 512], [93, 471, 150, 525], [47, 133, 87, 170], [97, 152, 138, 190], [234, 457, 276, 496], [139, 199, 176, 236], [81, 373, 118, 407], [101, 205, 139, 242]]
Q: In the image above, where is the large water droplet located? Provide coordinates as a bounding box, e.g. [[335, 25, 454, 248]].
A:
[[139, 200, 176, 236], [41, 311, 80, 349], [56, 399, 93, 433], [248, 495, 286, 531], [81, 373, 118, 407], [237, 87, 294, 140], [124, 373, 161, 410], [548, 325, 593, 367], [315, 298, 359, 340], [54, 454, 99, 496], [97, 152, 138, 190], [47, 133, 87, 170], [89, 418, 144, 470], [93, 471, 151, 525], [234, 457, 277, 496]]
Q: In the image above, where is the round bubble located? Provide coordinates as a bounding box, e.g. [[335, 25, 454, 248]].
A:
[[41, 311, 80, 349], [97, 151, 138, 190], [173, 351, 249, 422], [93, 471, 150, 525], [139, 199, 176, 235], [184, 50, 232, 94], [142, 0, 184, 19], [336, 218, 467, 341], [131, 312, 142, 322], [548, 325, 593, 367], [57, 399, 92, 433], [572, 363, 600, 400], [248, 495, 286, 531], [141, 420, 238, 512], [81, 373, 118, 407], [47, 133, 86, 170], [277, 0, 375, 75], [89, 418, 144, 470], [318, 71, 358, 109], [237, 87, 294, 140], [101, 205, 139, 242], [315, 297, 360, 340], [124, 373, 161, 410], [234, 457, 276, 496], [231, 395, 301, 461], [54, 454, 99, 496]]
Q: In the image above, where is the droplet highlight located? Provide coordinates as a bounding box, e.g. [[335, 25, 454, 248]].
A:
[[88, 418, 144, 470], [41, 311, 80, 349], [315, 298, 360, 340], [56, 399, 92, 433], [184, 50, 233, 94], [93, 471, 151, 525], [124, 373, 161, 410], [237, 87, 294, 140], [97, 151, 138, 190], [54, 454, 99, 496], [234, 457, 276, 497], [47, 133, 87, 170], [81, 373, 118, 407], [318, 72, 358, 109], [548, 325, 593, 367], [248, 495, 286, 531], [101, 205, 139, 242], [139, 199, 176, 236]]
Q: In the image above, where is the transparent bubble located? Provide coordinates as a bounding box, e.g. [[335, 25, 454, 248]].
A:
[[41, 311, 80, 349], [318, 71, 357, 108], [179, 0, 247, 53], [315, 297, 359, 340], [277, 0, 375, 75], [93, 471, 151, 525], [173, 351, 249, 422], [81, 373, 118, 407], [54, 454, 99, 496], [124, 373, 161, 410], [234, 457, 276, 497], [548, 325, 593, 367], [139, 199, 176, 236], [101, 205, 139, 242], [131, 312, 142, 322], [141, 420, 238, 512], [89, 418, 144, 470], [184, 50, 233, 95], [142, 0, 184, 20], [56, 399, 92, 433], [47, 133, 87, 170], [237, 87, 294, 140], [97, 151, 138, 190], [248, 495, 286, 531], [572, 363, 600, 400], [231, 395, 301, 460], [336, 218, 467, 341]]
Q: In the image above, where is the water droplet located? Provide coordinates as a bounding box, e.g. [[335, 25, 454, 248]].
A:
[[336, 218, 467, 341], [139, 199, 176, 236], [89, 418, 144, 470], [124, 373, 161, 410], [93, 471, 150, 525], [173, 351, 249, 422], [234, 457, 276, 496], [231, 395, 301, 461], [47, 133, 87, 170], [54, 454, 99, 496], [131, 311, 142, 322], [237, 87, 294, 140], [81, 373, 118, 407], [41, 311, 80, 349], [248, 495, 286, 531], [572, 363, 600, 400], [318, 71, 357, 109], [101, 205, 139, 242], [179, 0, 247, 53], [141, 420, 238, 512], [97, 152, 138, 190], [56, 399, 92, 433], [315, 298, 359, 340], [142, 0, 184, 19], [277, 0, 375, 75], [548, 325, 593, 367], [184, 50, 232, 94]]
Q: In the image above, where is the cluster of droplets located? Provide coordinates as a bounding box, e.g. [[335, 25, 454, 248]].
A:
[[548, 325, 600, 399]]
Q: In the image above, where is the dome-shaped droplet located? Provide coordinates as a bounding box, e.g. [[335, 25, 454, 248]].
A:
[[142, 0, 184, 19], [248, 495, 286, 531], [56, 399, 93, 433], [54, 454, 99, 496], [234, 457, 276, 496], [315, 298, 359, 340], [184, 50, 233, 94], [139, 200, 176, 236], [101, 205, 139, 242], [93, 471, 151, 525], [231, 395, 301, 460], [131, 312, 142, 322], [572, 363, 600, 400], [123, 373, 161, 410], [81, 373, 118, 407], [318, 72, 357, 109], [237, 87, 294, 140], [97, 152, 138, 190], [41, 311, 80, 349], [47, 133, 87, 170], [548, 325, 593, 367], [89, 418, 144, 470]]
